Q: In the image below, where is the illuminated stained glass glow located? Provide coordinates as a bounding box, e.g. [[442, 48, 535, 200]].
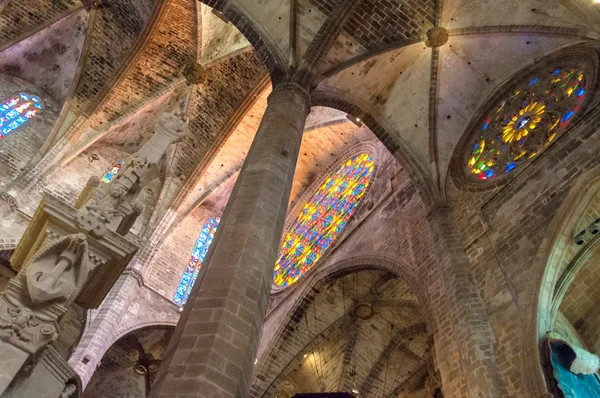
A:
[[466, 64, 589, 181], [274, 153, 375, 287], [174, 217, 220, 305], [0, 93, 43, 138], [101, 160, 123, 183]]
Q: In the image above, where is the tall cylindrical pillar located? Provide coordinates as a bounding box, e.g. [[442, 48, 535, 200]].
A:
[[150, 82, 310, 398]]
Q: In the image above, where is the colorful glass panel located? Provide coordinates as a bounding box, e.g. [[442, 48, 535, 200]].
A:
[[101, 161, 123, 183], [274, 153, 375, 287], [174, 217, 220, 305], [0, 93, 43, 138], [466, 65, 589, 181]]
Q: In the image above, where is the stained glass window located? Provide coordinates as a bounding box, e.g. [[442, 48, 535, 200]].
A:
[[101, 160, 123, 183], [274, 153, 375, 287], [466, 65, 589, 181], [174, 217, 220, 305], [0, 93, 43, 138]]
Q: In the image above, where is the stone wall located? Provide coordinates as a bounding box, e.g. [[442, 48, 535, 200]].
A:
[[447, 102, 600, 395]]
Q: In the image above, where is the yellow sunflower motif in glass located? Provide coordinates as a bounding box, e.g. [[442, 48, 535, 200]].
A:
[[274, 153, 374, 287], [466, 65, 589, 181]]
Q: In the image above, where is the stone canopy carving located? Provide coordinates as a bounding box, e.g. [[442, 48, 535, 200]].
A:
[[76, 108, 186, 239], [0, 101, 188, 397]]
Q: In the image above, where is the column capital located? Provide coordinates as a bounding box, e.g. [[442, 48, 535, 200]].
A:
[[269, 82, 311, 111]]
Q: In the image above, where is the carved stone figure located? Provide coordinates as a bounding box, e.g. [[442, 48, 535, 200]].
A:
[[26, 234, 88, 304], [0, 295, 58, 353], [75, 109, 186, 238]]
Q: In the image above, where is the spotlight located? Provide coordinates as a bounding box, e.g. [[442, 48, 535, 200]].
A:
[[346, 114, 364, 127]]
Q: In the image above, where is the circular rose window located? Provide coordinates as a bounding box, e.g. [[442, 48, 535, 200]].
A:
[[462, 60, 594, 183]]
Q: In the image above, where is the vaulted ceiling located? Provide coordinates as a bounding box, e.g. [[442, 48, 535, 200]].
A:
[[1, 2, 597, 396], [1, 0, 597, 212], [253, 269, 431, 398]]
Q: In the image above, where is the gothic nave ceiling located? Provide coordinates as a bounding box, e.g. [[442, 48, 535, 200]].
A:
[[253, 270, 430, 398], [0, 0, 599, 235], [216, 0, 600, 199], [1, 0, 598, 208]]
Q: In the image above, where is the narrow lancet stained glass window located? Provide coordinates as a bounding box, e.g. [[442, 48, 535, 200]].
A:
[[466, 65, 589, 181], [0, 93, 43, 138], [174, 217, 220, 305], [101, 160, 123, 183], [274, 153, 375, 287]]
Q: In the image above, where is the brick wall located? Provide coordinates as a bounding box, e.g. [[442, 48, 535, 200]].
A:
[[144, 205, 222, 299]]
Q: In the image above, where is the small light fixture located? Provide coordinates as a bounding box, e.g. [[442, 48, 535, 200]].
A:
[[303, 353, 308, 358], [254, 358, 258, 365], [134, 364, 148, 375], [178, 307, 184, 312], [351, 388, 360, 396], [346, 114, 364, 127]]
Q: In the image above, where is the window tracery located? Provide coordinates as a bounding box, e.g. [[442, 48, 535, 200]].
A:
[[174, 217, 220, 305], [274, 153, 375, 287], [0, 93, 43, 138], [465, 65, 589, 181]]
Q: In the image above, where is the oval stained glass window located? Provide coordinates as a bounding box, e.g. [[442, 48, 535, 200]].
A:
[[465, 64, 591, 182], [274, 153, 375, 287]]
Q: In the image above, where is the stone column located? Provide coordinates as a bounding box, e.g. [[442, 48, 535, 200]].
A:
[[149, 83, 310, 398], [427, 207, 507, 397]]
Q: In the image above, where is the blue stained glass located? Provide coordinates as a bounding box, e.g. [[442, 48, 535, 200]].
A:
[[173, 217, 220, 306], [562, 111, 575, 123], [0, 93, 43, 138], [529, 77, 539, 85]]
